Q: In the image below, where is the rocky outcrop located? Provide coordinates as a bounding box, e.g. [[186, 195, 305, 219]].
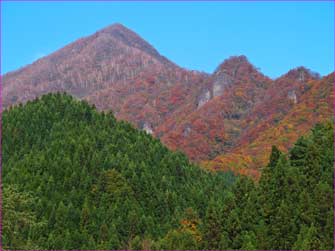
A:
[[213, 72, 233, 97], [197, 90, 211, 108], [183, 125, 192, 137], [143, 122, 153, 134], [288, 90, 297, 104]]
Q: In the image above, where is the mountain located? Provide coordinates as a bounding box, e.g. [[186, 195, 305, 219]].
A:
[[3, 93, 333, 249], [204, 72, 333, 178], [3, 23, 333, 177], [3, 23, 208, 134], [157, 56, 273, 161], [2, 23, 199, 105]]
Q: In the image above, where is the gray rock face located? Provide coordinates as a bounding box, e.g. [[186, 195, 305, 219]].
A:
[[197, 71, 235, 108], [197, 90, 211, 108], [298, 70, 305, 83], [183, 125, 192, 137], [213, 72, 232, 97], [288, 90, 297, 104], [143, 122, 153, 134]]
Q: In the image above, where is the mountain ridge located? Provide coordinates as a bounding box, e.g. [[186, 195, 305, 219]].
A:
[[3, 23, 325, 79], [3, 23, 332, 177]]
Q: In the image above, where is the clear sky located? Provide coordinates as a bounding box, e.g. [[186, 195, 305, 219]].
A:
[[1, 1, 334, 78]]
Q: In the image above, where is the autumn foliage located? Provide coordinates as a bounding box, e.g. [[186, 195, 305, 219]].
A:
[[2, 23, 333, 178]]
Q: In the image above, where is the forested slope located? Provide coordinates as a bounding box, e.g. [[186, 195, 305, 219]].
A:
[[2, 93, 235, 250], [204, 72, 333, 178], [203, 121, 334, 250], [2, 93, 333, 250]]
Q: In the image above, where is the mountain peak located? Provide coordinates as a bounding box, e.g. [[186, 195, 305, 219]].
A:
[[278, 66, 321, 83], [218, 55, 249, 67], [100, 22, 132, 33], [227, 55, 249, 63], [213, 55, 262, 78], [96, 23, 172, 65], [215, 55, 251, 72]]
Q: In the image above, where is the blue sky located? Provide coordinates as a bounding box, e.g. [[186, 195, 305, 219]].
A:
[[1, 1, 334, 78]]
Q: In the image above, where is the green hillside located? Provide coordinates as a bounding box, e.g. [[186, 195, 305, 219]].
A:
[[2, 93, 235, 249]]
